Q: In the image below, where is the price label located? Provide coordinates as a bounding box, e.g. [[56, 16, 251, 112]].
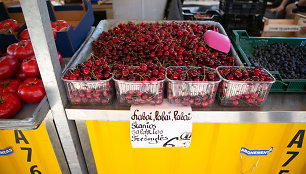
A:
[[130, 101, 192, 148], [265, 26, 300, 32]]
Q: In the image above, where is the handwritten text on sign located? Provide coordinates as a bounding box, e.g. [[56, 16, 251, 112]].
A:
[[130, 102, 192, 148]]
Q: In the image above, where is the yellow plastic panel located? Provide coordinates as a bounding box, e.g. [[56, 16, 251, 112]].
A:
[[0, 122, 62, 174], [86, 121, 306, 174]]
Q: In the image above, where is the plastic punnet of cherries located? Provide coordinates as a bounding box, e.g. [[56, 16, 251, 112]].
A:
[[62, 21, 275, 107], [167, 66, 220, 107], [217, 66, 275, 107], [113, 63, 166, 105], [62, 55, 114, 105]]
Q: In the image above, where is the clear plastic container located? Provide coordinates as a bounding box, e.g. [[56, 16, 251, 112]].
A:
[[217, 66, 276, 107], [62, 78, 114, 105], [114, 79, 165, 105], [166, 66, 221, 107]]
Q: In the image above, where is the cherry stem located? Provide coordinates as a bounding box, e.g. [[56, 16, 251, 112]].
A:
[[132, 72, 144, 80], [185, 68, 189, 79], [90, 71, 98, 80], [91, 53, 99, 60], [203, 66, 206, 80]]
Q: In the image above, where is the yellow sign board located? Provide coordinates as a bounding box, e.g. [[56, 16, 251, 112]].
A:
[[0, 122, 62, 174], [86, 121, 306, 174]]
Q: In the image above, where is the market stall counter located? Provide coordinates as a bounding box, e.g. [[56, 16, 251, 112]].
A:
[[61, 20, 306, 174]]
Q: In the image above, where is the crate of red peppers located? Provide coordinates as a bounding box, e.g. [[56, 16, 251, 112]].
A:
[[217, 66, 275, 107], [62, 55, 114, 105], [167, 66, 221, 107], [113, 63, 165, 105]]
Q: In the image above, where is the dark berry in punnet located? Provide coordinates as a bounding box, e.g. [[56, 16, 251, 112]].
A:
[[251, 43, 305, 79]]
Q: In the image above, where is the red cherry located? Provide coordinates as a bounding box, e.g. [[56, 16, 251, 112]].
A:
[[232, 100, 239, 106], [173, 72, 179, 80], [122, 69, 129, 77], [227, 74, 234, 80], [82, 67, 90, 75], [140, 63, 148, 72], [250, 93, 258, 99], [151, 77, 157, 81], [158, 73, 165, 80], [257, 97, 264, 102], [201, 102, 208, 107], [152, 69, 159, 76], [69, 75, 77, 80]]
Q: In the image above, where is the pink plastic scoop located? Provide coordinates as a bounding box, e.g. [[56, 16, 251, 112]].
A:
[[204, 26, 231, 53]]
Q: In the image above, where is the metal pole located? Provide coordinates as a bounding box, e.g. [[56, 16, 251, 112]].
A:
[[44, 112, 70, 173], [76, 120, 98, 174], [20, 0, 87, 173]]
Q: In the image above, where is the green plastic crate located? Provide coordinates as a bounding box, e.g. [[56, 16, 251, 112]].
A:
[[232, 30, 306, 92]]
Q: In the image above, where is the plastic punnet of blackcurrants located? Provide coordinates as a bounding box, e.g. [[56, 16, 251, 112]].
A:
[[216, 66, 276, 107], [166, 66, 221, 107]]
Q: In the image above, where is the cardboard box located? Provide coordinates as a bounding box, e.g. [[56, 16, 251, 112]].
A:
[[0, 0, 94, 57], [48, 0, 95, 57], [0, 2, 22, 54], [262, 14, 306, 37]]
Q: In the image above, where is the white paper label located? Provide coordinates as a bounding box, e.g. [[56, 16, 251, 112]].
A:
[[130, 101, 192, 148], [265, 25, 301, 32]]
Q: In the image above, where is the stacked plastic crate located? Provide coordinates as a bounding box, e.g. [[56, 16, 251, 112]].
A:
[[219, 0, 267, 36]]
